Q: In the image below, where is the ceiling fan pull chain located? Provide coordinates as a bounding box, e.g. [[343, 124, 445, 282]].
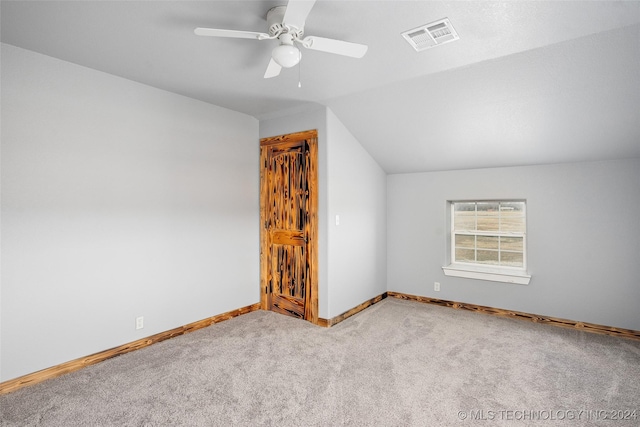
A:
[[298, 51, 302, 88]]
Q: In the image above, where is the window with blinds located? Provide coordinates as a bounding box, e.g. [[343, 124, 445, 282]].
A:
[[452, 201, 526, 269]]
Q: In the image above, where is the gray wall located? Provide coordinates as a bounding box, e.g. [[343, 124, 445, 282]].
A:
[[1, 44, 260, 381], [387, 159, 640, 330], [326, 109, 387, 317]]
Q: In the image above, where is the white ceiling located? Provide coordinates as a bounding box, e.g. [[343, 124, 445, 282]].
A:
[[2, 0, 639, 173]]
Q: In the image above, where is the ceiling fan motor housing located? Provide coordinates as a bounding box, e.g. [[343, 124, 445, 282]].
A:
[[267, 5, 304, 39]]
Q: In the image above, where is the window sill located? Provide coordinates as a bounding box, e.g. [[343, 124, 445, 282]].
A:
[[442, 264, 531, 285]]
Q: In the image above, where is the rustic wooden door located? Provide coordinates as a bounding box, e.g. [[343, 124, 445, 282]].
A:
[[260, 130, 318, 324]]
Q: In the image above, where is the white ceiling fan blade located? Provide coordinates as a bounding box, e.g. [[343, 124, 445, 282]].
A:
[[301, 36, 368, 58], [264, 58, 282, 79], [282, 0, 317, 29], [194, 28, 271, 40]]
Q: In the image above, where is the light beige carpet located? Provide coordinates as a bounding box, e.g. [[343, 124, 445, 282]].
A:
[[1, 298, 639, 426]]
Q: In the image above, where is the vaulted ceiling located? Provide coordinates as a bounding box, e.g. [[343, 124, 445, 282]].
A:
[[2, 1, 639, 173]]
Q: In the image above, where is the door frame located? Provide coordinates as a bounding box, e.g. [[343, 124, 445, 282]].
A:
[[259, 129, 318, 324]]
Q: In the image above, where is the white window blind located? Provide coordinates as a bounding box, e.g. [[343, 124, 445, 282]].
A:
[[452, 201, 526, 270]]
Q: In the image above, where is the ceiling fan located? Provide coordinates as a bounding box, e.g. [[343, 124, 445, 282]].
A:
[[194, 0, 368, 78]]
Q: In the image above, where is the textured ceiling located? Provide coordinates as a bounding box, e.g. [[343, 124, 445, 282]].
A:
[[2, 1, 640, 172]]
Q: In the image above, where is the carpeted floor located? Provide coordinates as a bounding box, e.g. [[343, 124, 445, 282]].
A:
[[1, 298, 639, 426]]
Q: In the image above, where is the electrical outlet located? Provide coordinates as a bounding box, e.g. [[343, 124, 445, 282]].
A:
[[434, 282, 441, 292], [136, 316, 144, 330]]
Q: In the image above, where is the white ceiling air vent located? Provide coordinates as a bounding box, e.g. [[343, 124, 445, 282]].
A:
[[401, 18, 459, 52]]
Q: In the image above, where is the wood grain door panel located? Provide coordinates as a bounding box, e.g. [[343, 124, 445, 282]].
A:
[[260, 130, 318, 324]]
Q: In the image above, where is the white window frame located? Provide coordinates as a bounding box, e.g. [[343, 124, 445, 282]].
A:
[[442, 200, 531, 285]]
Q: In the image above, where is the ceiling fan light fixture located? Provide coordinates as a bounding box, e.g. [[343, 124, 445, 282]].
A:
[[272, 43, 301, 68]]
